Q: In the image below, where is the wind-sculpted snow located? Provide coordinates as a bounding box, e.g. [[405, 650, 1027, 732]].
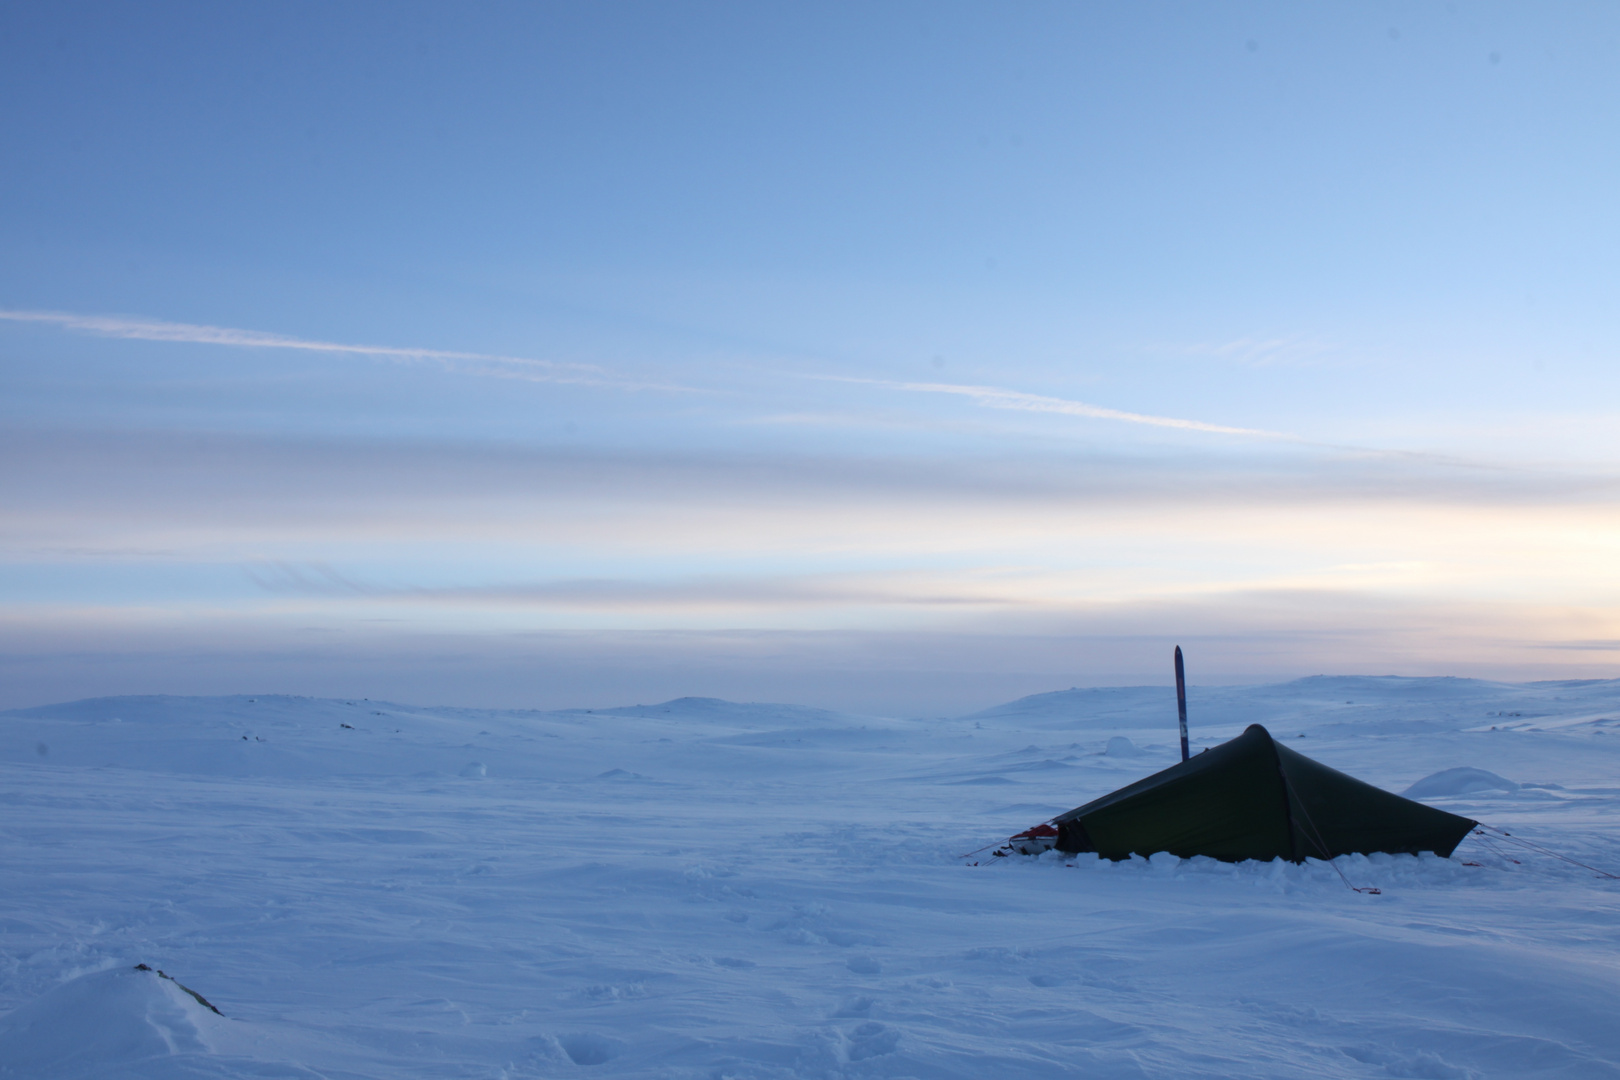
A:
[[2, 678, 1619, 1077], [1404, 767, 1521, 799]]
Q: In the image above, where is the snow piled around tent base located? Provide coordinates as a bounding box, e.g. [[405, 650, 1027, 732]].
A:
[[2, 678, 1619, 1078]]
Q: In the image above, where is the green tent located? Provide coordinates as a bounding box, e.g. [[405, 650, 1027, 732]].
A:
[[1052, 724, 1476, 862]]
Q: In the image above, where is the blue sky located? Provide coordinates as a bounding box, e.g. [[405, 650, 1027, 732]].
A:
[[3, 2, 1619, 712]]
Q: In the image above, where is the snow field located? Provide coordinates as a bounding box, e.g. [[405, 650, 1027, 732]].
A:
[[2, 678, 1619, 1078]]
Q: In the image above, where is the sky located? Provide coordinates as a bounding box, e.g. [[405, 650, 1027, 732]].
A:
[[3, 1, 1620, 714]]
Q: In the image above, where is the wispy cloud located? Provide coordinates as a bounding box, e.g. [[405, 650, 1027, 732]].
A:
[[1166, 335, 1339, 368], [7, 307, 1303, 436], [0, 309, 687, 391], [244, 560, 1025, 611], [840, 376, 1290, 438]]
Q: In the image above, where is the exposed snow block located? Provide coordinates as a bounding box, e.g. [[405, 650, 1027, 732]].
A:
[[0, 966, 228, 1077], [1402, 767, 1519, 799]]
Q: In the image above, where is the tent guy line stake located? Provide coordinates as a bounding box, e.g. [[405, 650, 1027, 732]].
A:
[[1174, 646, 1189, 763], [1281, 773, 1382, 895], [1475, 825, 1620, 880], [956, 841, 1005, 860], [1469, 832, 1523, 866]]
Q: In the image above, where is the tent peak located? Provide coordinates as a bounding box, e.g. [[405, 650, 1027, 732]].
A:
[[1050, 722, 1474, 863]]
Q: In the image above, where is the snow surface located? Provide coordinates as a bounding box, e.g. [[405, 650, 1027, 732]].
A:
[[2, 677, 1618, 1078]]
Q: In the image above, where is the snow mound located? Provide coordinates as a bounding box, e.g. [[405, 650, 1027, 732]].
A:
[[0, 966, 232, 1078], [1402, 766, 1519, 798], [596, 696, 857, 725], [1104, 736, 1143, 757]]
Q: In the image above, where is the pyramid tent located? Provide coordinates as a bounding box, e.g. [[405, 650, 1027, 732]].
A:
[[1052, 724, 1476, 862]]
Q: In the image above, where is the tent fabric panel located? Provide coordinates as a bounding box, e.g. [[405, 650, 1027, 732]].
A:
[[1060, 725, 1295, 862], [1053, 724, 1276, 824], [1083, 747, 1292, 861], [1049, 723, 1477, 864], [1055, 818, 1094, 854], [1275, 742, 1477, 859]]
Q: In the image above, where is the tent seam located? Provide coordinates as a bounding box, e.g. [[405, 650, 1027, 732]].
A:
[[1268, 734, 1298, 863]]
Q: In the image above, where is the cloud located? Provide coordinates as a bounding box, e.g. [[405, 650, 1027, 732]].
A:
[[832, 376, 1290, 438], [243, 560, 1031, 612], [3, 427, 1615, 552], [3, 590, 1617, 715], [0, 308, 687, 392], [245, 561, 375, 597], [5, 307, 1289, 436], [1182, 335, 1338, 368]]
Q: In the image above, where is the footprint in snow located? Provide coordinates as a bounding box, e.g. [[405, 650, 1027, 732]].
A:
[[832, 995, 874, 1017], [537, 1033, 625, 1067], [844, 1022, 899, 1061]]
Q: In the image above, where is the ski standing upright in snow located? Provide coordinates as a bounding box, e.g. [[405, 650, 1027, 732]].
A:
[[1175, 645, 1190, 763]]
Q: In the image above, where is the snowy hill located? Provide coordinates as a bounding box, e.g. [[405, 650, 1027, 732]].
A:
[[3, 680, 1619, 1077]]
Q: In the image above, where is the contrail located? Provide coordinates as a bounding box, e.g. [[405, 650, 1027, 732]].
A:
[[0, 309, 683, 391], [3, 307, 1289, 435], [845, 376, 1290, 438]]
